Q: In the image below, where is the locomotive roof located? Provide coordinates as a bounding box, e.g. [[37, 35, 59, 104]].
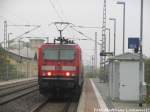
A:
[[45, 43, 77, 45], [40, 43, 81, 49], [42, 43, 78, 46]]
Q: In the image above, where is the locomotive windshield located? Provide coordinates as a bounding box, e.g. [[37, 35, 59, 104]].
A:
[[43, 48, 75, 60]]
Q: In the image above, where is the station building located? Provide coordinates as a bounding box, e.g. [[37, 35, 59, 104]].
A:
[[108, 53, 146, 101]]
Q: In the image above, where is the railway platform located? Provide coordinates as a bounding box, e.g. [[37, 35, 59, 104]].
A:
[[77, 78, 150, 112], [77, 78, 108, 112]]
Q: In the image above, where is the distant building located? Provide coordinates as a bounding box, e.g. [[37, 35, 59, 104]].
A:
[[7, 38, 45, 59], [29, 38, 45, 51], [29, 38, 45, 59], [9, 40, 25, 50]]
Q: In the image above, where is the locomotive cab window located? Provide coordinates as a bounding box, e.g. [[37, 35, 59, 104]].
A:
[[43, 48, 59, 60], [42, 48, 75, 60], [60, 49, 75, 60]]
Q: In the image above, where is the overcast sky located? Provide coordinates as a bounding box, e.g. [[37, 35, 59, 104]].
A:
[[0, 0, 150, 65]]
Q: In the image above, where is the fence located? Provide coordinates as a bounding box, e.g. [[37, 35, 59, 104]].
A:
[[0, 48, 37, 81]]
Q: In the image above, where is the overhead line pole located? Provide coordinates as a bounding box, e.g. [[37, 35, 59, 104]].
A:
[[100, 0, 107, 82]]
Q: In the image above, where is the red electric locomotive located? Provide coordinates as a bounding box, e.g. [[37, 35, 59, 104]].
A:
[[38, 38, 84, 97]]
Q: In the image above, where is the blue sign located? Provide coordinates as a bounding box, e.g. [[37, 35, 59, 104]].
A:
[[128, 37, 139, 49]]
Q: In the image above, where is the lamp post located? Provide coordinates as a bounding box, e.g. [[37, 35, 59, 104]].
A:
[[7, 33, 13, 49], [109, 18, 116, 56], [117, 1, 126, 54], [26, 42, 30, 78], [139, 0, 144, 107], [106, 28, 111, 52], [5, 32, 12, 80], [98, 40, 102, 78]]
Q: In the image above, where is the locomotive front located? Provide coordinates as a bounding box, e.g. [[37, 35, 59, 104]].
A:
[[38, 43, 83, 96]]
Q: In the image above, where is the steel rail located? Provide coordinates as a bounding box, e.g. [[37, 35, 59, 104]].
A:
[[0, 79, 38, 105], [0, 79, 37, 91], [0, 86, 38, 105], [31, 100, 78, 112], [30, 99, 49, 112], [0, 82, 37, 97]]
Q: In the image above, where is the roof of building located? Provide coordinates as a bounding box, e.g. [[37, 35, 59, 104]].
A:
[[29, 38, 45, 41], [8, 47, 35, 58], [109, 52, 146, 61]]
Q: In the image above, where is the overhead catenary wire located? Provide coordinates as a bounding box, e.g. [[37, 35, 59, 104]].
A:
[[70, 23, 101, 45], [8, 25, 40, 27], [46, 0, 96, 44], [55, 0, 68, 22], [48, 22, 101, 46], [48, 0, 63, 22], [0, 25, 41, 44], [12, 25, 41, 40], [55, 0, 75, 39], [0, 14, 46, 42], [48, 0, 72, 37], [70, 26, 94, 41], [71, 25, 100, 29]]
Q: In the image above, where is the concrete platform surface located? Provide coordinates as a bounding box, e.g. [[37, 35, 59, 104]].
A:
[[77, 78, 150, 112], [77, 78, 108, 112], [92, 78, 150, 112]]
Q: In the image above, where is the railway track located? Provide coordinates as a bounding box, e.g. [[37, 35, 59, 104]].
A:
[[0, 79, 38, 105], [0, 79, 37, 91], [31, 98, 78, 112]]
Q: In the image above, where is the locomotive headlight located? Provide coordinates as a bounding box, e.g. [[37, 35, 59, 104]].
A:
[[65, 72, 70, 77], [47, 72, 52, 76]]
